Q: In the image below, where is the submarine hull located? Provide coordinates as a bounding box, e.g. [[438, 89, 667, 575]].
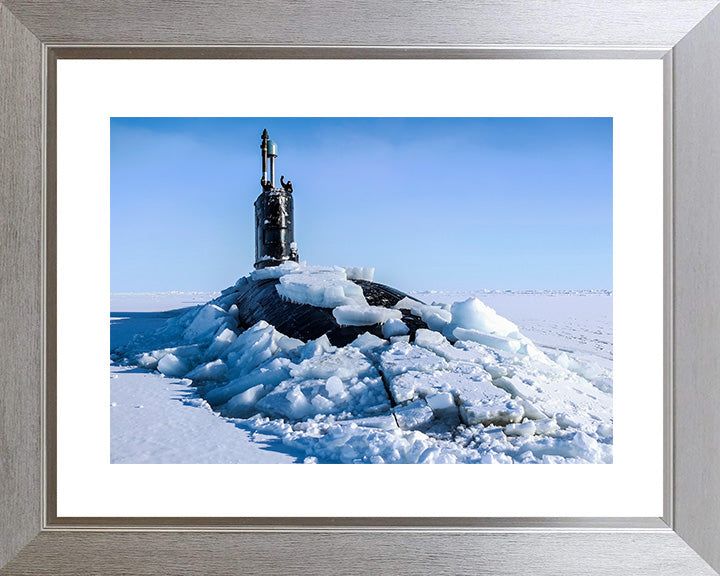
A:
[[231, 278, 427, 347]]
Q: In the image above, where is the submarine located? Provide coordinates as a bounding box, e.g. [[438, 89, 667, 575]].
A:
[[229, 130, 427, 347]]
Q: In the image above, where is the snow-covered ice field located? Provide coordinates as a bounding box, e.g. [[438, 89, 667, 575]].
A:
[[111, 267, 612, 464]]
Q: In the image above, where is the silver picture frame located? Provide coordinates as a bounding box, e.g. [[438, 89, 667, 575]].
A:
[[2, 1, 720, 574]]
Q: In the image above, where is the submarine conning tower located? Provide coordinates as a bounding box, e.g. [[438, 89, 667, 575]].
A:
[[254, 129, 299, 269]]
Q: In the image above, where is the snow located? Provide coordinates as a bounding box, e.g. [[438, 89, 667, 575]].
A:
[[110, 365, 296, 463], [111, 274, 613, 464]]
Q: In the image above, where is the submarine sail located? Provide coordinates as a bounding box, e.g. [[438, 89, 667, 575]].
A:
[[254, 129, 299, 269]]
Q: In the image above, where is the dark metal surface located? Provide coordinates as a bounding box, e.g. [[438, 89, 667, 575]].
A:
[[254, 130, 298, 269], [233, 278, 426, 347]]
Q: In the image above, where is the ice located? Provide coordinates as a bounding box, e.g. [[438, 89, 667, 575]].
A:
[[348, 332, 388, 352], [156, 353, 189, 378], [275, 265, 367, 308], [257, 374, 389, 420], [223, 321, 279, 376], [389, 371, 451, 404], [534, 418, 560, 435], [394, 297, 417, 310], [325, 376, 344, 397], [446, 297, 520, 337], [333, 305, 402, 327], [394, 299, 451, 332], [184, 304, 234, 342], [112, 273, 613, 465], [379, 342, 448, 379], [425, 392, 456, 416], [250, 260, 302, 280], [311, 394, 336, 412], [505, 421, 536, 437], [290, 347, 376, 381], [382, 318, 409, 338], [137, 353, 159, 370], [219, 384, 269, 418], [204, 327, 237, 359], [459, 398, 524, 427], [205, 357, 291, 407], [297, 334, 334, 359], [393, 399, 435, 430], [343, 267, 375, 282], [414, 329, 496, 364], [184, 359, 228, 382], [450, 327, 522, 354], [276, 334, 305, 356], [265, 385, 314, 420]]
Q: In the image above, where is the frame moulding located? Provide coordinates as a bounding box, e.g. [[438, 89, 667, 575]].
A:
[[2, 1, 720, 574]]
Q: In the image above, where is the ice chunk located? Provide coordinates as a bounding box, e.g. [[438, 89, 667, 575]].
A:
[[204, 327, 237, 360], [257, 384, 314, 420], [447, 298, 519, 338], [484, 364, 509, 379], [259, 371, 389, 420], [311, 394, 336, 412], [250, 260, 301, 280], [343, 267, 375, 282], [348, 332, 388, 352], [136, 352, 158, 370], [325, 376, 345, 398], [517, 398, 548, 420], [224, 321, 279, 376], [423, 309, 453, 332], [534, 418, 560, 435], [157, 353, 189, 378], [569, 431, 601, 461], [204, 357, 291, 406], [184, 359, 228, 382], [425, 392, 457, 417], [290, 347, 376, 381], [380, 342, 448, 379], [285, 387, 315, 419], [394, 399, 435, 430], [459, 399, 524, 427], [184, 304, 231, 342], [382, 318, 409, 338], [333, 305, 402, 327], [414, 328, 494, 364], [393, 298, 451, 332], [276, 265, 367, 308], [389, 371, 451, 404], [275, 334, 305, 356], [450, 327, 522, 354], [505, 421, 536, 436], [220, 384, 269, 418], [592, 377, 613, 393], [393, 297, 418, 310], [341, 414, 398, 430], [297, 334, 334, 360]]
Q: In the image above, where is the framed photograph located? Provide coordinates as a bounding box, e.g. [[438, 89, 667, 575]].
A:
[[2, 1, 720, 574]]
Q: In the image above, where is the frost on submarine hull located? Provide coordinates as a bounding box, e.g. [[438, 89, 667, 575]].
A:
[[230, 130, 427, 347]]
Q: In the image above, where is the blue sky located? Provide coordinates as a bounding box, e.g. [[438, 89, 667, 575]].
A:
[[111, 117, 612, 292]]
